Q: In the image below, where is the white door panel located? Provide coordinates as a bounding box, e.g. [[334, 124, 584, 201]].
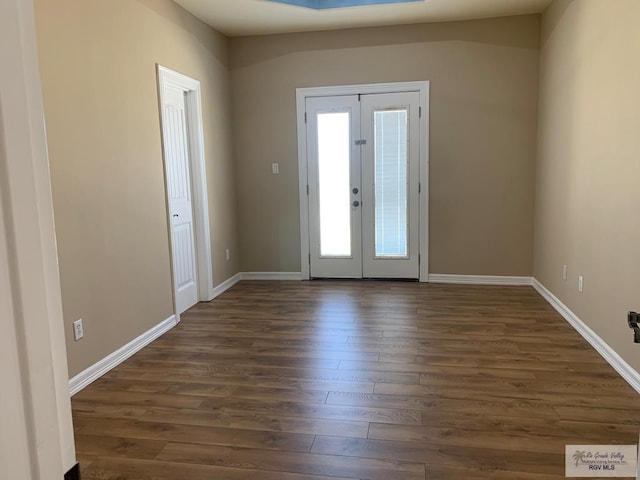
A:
[[307, 96, 362, 278], [161, 84, 198, 313], [361, 92, 420, 278]]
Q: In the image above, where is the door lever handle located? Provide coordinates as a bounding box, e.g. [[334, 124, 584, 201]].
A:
[[172, 214, 179, 217]]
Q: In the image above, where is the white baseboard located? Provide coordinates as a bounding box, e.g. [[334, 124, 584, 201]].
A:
[[238, 272, 532, 285], [208, 272, 241, 300], [240, 272, 304, 281], [68, 314, 177, 396], [533, 278, 640, 395], [428, 274, 533, 286]]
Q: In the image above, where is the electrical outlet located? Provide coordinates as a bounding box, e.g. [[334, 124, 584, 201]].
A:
[[578, 275, 584, 293], [271, 163, 279, 175], [562, 264, 567, 281], [225, 249, 230, 261], [73, 319, 84, 341]]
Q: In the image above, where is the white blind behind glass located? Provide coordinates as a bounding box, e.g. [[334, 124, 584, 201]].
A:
[[374, 109, 408, 257]]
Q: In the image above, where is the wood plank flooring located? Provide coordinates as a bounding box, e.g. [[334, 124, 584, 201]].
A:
[[73, 281, 640, 479]]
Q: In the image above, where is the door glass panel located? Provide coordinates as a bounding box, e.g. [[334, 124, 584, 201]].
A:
[[317, 111, 351, 257], [374, 109, 408, 257]]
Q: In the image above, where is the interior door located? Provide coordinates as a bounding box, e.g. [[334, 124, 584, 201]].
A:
[[160, 83, 199, 313], [307, 91, 421, 279]]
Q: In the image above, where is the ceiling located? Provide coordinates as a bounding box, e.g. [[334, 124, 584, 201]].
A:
[[174, 0, 553, 37]]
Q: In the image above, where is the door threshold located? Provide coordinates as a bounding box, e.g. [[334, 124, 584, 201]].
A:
[[310, 277, 419, 282]]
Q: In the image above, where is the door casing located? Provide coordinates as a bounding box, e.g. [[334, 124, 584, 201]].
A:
[[157, 65, 214, 318], [296, 82, 430, 282]]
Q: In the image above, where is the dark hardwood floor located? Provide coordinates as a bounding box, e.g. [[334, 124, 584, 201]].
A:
[[72, 281, 640, 479]]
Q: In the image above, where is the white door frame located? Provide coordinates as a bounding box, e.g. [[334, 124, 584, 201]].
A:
[[296, 81, 430, 282], [157, 65, 214, 314], [1, 0, 76, 475]]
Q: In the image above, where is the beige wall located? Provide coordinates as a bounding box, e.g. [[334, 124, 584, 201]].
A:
[[34, 0, 238, 377], [535, 0, 640, 371], [230, 15, 540, 275]]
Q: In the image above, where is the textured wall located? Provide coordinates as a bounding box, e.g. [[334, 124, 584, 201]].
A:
[[230, 15, 540, 275], [534, 0, 640, 371], [35, 0, 238, 376]]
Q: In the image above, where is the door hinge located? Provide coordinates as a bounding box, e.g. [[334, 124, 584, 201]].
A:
[[355, 139, 366, 146], [419, 106, 422, 118], [306, 185, 309, 195], [418, 182, 421, 194], [304, 112, 307, 123], [419, 254, 421, 265], [308, 253, 311, 264]]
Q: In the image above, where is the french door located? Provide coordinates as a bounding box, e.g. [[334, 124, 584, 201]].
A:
[[306, 91, 421, 279]]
